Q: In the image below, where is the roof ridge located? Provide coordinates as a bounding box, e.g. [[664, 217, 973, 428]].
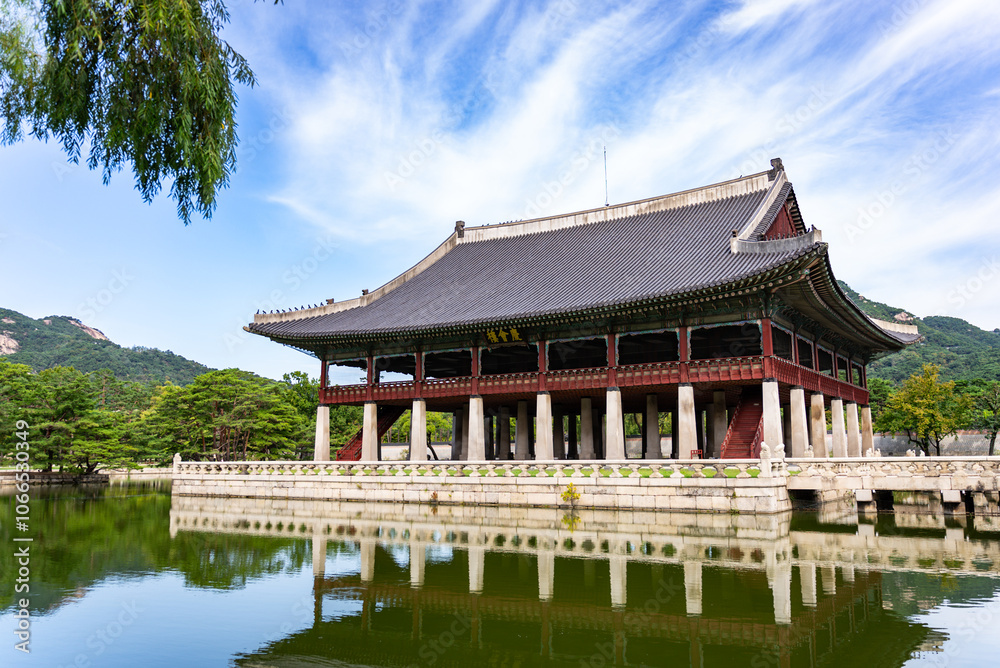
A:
[[461, 170, 773, 243], [252, 168, 776, 327]]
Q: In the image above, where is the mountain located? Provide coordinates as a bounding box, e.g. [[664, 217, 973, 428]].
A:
[[838, 282, 1000, 383], [0, 308, 211, 385]]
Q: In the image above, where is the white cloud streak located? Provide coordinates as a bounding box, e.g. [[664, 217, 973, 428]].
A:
[[226, 0, 1000, 331]]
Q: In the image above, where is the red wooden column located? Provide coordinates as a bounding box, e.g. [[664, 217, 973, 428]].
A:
[[761, 318, 774, 356], [538, 341, 547, 391], [414, 351, 424, 396], [606, 333, 617, 387], [678, 326, 689, 383], [319, 358, 328, 390], [471, 346, 480, 395], [366, 355, 374, 401]]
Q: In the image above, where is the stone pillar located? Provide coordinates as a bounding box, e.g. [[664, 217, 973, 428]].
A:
[[361, 402, 379, 461], [580, 398, 595, 459], [468, 547, 485, 594], [552, 405, 565, 459], [451, 408, 464, 460], [645, 394, 661, 459], [360, 537, 376, 582], [609, 556, 627, 608], [314, 405, 330, 461], [705, 405, 715, 458], [800, 563, 817, 607], [712, 391, 727, 458], [410, 542, 425, 588], [861, 405, 875, 455], [410, 399, 428, 461], [497, 407, 511, 460], [515, 400, 530, 460], [831, 398, 847, 458], [821, 565, 836, 596], [684, 561, 703, 616], [810, 392, 826, 457], [468, 396, 486, 460], [671, 410, 679, 458], [596, 409, 605, 458], [762, 379, 783, 452], [772, 561, 793, 625], [605, 388, 626, 459], [789, 387, 809, 458], [678, 384, 697, 459], [485, 415, 494, 460], [846, 402, 862, 458], [567, 411, 578, 459], [461, 406, 471, 460], [695, 409, 706, 456], [313, 537, 327, 578], [535, 392, 554, 460], [538, 552, 555, 601], [782, 405, 793, 451]]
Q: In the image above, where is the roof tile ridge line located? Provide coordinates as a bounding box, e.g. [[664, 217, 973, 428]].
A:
[[867, 316, 920, 336], [731, 170, 788, 249], [461, 171, 773, 244], [252, 232, 460, 325]]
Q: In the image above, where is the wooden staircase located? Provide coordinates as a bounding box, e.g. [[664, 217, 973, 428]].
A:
[[720, 389, 764, 459], [335, 405, 406, 461]]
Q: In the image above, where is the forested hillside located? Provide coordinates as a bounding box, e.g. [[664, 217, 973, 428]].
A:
[[0, 308, 210, 385], [838, 282, 1000, 383]]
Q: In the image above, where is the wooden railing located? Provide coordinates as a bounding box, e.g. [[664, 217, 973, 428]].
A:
[[765, 357, 868, 404], [319, 356, 868, 404]]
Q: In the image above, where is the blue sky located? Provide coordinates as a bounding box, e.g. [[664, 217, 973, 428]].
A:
[[2, 0, 999, 382]]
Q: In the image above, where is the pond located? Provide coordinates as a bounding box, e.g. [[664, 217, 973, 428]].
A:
[[2, 483, 999, 667]]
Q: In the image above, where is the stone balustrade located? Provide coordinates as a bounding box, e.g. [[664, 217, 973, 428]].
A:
[[173, 458, 790, 513], [785, 456, 1000, 492], [175, 458, 781, 481]]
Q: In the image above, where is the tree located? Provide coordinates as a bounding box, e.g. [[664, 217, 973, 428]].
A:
[[968, 381, 1000, 456], [867, 377, 893, 426], [0, 0, 279, 224], [878, 364, 973, 456]]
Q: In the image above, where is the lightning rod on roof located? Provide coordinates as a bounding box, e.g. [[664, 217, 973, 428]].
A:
[[603, 145, 609, 207]]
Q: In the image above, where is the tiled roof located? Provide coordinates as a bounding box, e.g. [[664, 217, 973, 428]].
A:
[[249, 169, 821, 341]]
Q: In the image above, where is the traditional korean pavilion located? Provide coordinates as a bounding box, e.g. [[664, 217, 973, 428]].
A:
[[247, 159, 918, 462]]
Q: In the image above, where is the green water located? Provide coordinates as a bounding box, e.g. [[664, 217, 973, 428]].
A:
[[3, 483, 1000, 667]]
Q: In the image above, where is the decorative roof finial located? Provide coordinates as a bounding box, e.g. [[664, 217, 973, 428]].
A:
[[455, 220, 465, 238], [768, 157, 784, 181]]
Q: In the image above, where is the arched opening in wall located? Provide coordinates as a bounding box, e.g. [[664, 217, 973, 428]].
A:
[[796, 337, 814, 369], [481, 344, 539, 375], [548, 338, 608, 371], [689, 324, 762, 360], [817, 347, 834, 376], [771, 326, 794, 361], [618, 331, 679, 365], [424, 350, 472, 379], [372, 354, 416, 382]]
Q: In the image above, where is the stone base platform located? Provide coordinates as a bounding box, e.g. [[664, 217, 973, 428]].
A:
[[173, 460, 791, 514]]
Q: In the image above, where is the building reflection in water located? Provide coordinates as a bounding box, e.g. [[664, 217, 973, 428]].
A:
[[168, 497, 1000, 667]]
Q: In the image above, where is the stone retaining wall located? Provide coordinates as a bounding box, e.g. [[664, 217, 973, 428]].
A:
[[173, 462, 791, 514]]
